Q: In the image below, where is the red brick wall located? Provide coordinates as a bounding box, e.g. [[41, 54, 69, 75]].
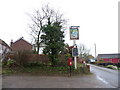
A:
[[11, 39, 32, 51]]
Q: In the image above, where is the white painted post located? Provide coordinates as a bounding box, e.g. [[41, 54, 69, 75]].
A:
[[73, 40, 77, 69], [74, 56, 77, 69]]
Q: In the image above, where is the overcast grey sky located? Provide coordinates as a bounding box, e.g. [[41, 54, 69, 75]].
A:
[[0, 0, 119, 56]]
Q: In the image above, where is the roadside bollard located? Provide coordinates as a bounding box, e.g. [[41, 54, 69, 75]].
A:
[[86, 64, 90, 72]]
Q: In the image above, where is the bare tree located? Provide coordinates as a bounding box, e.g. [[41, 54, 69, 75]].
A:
[[78, 44, 90, 60], [27, 10, 45, 54], [28, 4, 66, 54]]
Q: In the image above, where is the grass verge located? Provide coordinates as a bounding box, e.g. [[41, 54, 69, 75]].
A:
[[2, 65, 91, 76]]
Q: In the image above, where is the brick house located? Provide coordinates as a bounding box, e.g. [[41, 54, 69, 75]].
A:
[[10, 37, 32, 52]]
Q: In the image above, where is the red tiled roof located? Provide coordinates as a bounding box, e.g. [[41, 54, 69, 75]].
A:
[[12, 37, 32, 46]]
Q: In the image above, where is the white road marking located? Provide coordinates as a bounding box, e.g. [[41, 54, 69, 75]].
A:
[[97, 76, 109, 85], [96, 75, 116, 88]]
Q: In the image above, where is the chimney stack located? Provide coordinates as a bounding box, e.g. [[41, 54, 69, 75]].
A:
[[10, 39, 13, 47]]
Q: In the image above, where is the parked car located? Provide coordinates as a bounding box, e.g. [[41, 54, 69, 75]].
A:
[[88, 59, 96, 63]]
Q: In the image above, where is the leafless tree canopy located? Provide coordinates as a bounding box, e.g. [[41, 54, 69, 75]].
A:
[[78, 44, 90, 59], [27, 4, 67, 54]]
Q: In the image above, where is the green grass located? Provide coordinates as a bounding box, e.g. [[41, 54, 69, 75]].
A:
[[2, 66, 90, 76], [2, 62, 91, 76], [2, 68, 14, 75]]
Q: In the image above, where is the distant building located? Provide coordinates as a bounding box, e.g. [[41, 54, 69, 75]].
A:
[[10, 37, 33, 53], [0, 39, 11, 59], [97, 54, 120, 63], [33, 43, 46, 54]]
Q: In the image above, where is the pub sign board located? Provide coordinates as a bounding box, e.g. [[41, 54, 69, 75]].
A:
[[72, 48, 78, 57], [70, 26, 79, 40]]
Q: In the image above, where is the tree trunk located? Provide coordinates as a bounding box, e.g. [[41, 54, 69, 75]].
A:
[[36, 30, 41, 54]]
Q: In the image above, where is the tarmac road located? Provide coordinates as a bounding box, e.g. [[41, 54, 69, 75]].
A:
[[2, 65, 118, 88], [90, 64, 118, 88]]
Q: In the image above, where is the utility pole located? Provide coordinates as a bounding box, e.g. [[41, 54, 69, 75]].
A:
[[94, 43, 96, 58]]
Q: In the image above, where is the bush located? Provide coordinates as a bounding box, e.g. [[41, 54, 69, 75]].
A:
[[7, 59, 16, 67], [24, 61, 47, 67], [13, 51, 31, 67], [65, 53, 71, 59], [105, 63, 113, 66], [97, 59, 105, 64], [106, 65, 117, 69]]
